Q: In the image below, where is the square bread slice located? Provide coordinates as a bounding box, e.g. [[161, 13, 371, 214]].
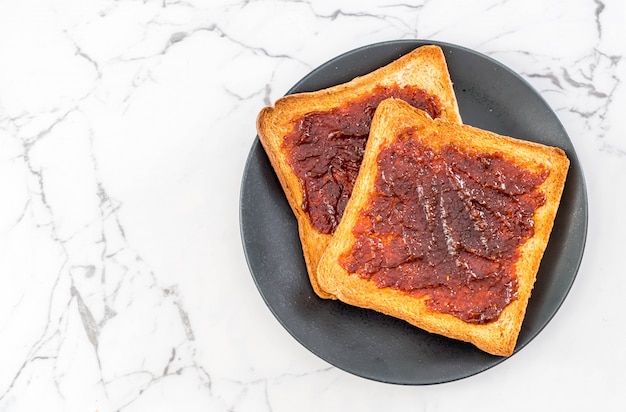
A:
[[256, 45, 462, 299], [317, 98, 569, 356]]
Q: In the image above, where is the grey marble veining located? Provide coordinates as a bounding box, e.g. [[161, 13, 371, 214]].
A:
[[0, 0, 624, 410]]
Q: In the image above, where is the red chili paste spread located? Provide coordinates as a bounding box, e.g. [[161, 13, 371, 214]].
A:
[[283, 85, 442, 234], [339, 129, 548, 324]]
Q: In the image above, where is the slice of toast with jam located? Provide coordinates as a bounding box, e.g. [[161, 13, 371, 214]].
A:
[[317, 98, 569, 356], [256, 45, 462, 298]]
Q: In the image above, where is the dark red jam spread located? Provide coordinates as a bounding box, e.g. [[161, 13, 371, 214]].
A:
[[283, 85, 442, 234], [339, 129, 549, 324]]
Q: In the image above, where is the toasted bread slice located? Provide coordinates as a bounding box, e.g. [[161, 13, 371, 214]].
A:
[[317, 98, 569, 356], [256, 45, 462, 298]]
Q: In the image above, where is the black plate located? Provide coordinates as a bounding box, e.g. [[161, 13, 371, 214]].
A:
[[240, 40, 587, 385]]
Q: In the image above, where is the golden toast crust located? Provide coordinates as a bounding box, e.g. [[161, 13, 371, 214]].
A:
[[256, 45, 462, 298], [317, 99, 569, 356]]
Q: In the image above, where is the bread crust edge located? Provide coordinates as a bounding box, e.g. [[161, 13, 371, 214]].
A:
[[317, 99, 570, 356], [256, 45, 462, 299]]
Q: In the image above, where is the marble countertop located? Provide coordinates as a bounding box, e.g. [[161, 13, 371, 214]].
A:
[[0, 0, 624, 410]]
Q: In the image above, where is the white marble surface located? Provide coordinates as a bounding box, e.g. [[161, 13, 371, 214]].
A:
[[0, 0, 624, 410]]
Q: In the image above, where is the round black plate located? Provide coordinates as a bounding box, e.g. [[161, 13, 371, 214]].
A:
[[240, 40, 588, 384]]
